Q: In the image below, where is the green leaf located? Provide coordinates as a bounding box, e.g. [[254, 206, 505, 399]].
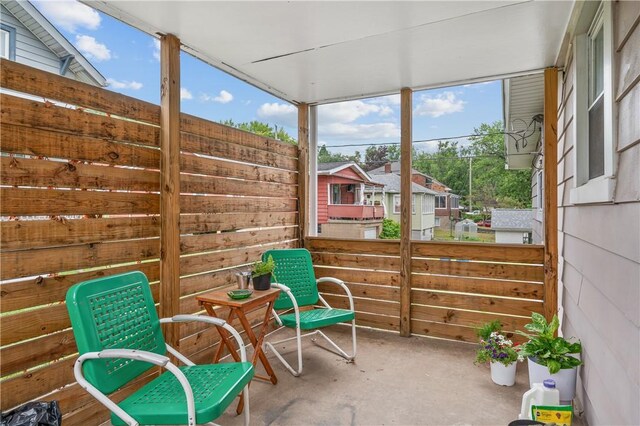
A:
[[547, 360, 561, 374]]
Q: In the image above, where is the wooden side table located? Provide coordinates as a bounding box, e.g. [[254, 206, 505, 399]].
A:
[[196, 287, 280, 414]]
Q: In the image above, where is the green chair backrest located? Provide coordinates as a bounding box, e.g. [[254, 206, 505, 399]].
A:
[[66, 271, 166, 394], [263, 249, 319, 310]]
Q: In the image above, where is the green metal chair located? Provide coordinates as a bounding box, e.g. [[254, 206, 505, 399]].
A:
[[65, 271, 254, 426], [262, 248, 356, 376]]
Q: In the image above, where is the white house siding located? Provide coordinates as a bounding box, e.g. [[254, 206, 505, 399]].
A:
[[531, 170, 544, 244], [1, 4, 60, 74], [557, 2, 640, 425], [495, 230, 526, 244]]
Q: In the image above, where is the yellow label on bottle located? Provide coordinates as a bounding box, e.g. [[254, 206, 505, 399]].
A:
[[531, 405, 573, 426]]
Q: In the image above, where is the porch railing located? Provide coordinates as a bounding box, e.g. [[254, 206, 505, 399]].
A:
[[327, 204, 384, 220]]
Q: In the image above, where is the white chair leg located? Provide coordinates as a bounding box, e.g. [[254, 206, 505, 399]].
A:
[[243, 384, 250, 426], [314, 320, 356, 361], [264, 325, 303, 376]]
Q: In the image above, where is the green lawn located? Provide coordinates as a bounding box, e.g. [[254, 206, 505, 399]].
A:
[[433, 227, 495, 243]]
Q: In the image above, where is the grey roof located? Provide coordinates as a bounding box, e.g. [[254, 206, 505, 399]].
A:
[[369, 174, 438, 195], [317, 161, 352, 171], [491, 209, 534, 231]]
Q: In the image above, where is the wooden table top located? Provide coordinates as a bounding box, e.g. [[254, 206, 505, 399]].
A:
[[196, 286, 280, 309]]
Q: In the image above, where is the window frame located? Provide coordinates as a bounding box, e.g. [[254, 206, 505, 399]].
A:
[[0, 24, 16, 61], [393, 194, 415, 214], [435, 195, 447, 209], [570, 1, 616, 204]]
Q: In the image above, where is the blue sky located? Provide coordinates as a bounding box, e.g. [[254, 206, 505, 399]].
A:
[[33, 0, 503, 156]]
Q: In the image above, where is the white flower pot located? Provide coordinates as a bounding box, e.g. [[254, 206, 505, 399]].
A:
[[490, 361, 516, 386], [527, 357, 577, 402]]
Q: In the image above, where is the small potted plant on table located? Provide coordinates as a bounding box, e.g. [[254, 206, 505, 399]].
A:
[[475, 320, 521, 386], [517, 313, 582, 402], [251, 255, 276, 291]]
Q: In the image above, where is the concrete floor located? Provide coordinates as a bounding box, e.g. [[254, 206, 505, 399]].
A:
[[218, 326, 532, 426]]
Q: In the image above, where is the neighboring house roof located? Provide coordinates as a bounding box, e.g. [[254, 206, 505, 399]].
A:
[[491, 209, 534, 231], [368, 161, 454, 192], [1, 0, 106, 86], [368, 173, 438, 195], [317, 161, 382, 185]]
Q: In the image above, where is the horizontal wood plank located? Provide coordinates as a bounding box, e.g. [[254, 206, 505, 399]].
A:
[[181, 131, 298, 171], [0, 60, 160, 125], [180, 212, 297, 234], [411, 258, 544, 282], [180, 154, 297, 185], [311, 252, 401, 272], [305, 237, 400, 256], [411, 304, 531, 332], [410, 319, 478, 343], [0, 187, 159, 216], [1, 156, 159, 192], [322, 294, 400, 317], [0, 94, 159, 147], [411, 273, 543, 299], [1, 238, 159, 280], [314, 267, 400, 287], [1, 303, 70, 346], [1, 216, 160, 251], [181, 172, 296, 198], [0, 329, 75, 377], [318, 281, 399, 302], [0, 124, 160, 168], [412, 241, 544, 264], [181, 195, 297, 214], [411, 289, 544, 317], [180, 227, 297, 255]]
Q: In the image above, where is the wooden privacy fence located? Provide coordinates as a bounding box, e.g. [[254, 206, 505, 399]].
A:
[[0, 60, 298, 424], [307, 237, 545, 342]]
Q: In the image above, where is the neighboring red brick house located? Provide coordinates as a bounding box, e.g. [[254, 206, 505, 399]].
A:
[[317, 162, 385, 239], [369, 162, 460, 229]]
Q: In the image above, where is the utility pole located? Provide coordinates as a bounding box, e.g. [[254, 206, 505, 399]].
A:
[[468, 156, 472, 212]]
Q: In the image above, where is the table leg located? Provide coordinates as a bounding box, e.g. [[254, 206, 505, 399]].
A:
[[236, 302, 278, 385], [203, 303, 240, 363]]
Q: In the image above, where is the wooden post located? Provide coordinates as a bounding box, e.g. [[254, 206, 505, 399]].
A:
[[160, 34, 181, 349], [298, 103, 309, 247], [399, 88, 412, 337], [543, 67, 558, 323]]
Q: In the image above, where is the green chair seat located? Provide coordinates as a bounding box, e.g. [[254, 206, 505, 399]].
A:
[[279, 308, 355, 330], [112, 363, 254, 426]]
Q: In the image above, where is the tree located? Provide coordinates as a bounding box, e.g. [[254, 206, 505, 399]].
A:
[[379, 218, 400, 239], [220, 119, 296, 144], [363, 145, 389, 171], [317, 145, 361, 164]]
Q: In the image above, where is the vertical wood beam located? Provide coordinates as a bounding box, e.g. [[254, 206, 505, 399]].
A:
[[399, 88, 413, 337], [543, 67, 559, 323], [309, 106, 318, 237], [160, 34, 181, 349], [297, 103, 309, 247]]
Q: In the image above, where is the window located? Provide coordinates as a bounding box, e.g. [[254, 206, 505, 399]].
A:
[[571, 1, 615, 204], [393, 194, 415, 214], [450, 196, 459, 209], [0, 25, 16, 60], [422, 195, 434, 214], [330, 184, 341, 204], [435, 217, 441, 227], [435, 195, 447, 209]]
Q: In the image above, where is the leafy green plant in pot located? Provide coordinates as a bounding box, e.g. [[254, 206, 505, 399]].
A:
[[474, 320, 522, 386], [517, 313, 582, 401], [251, 255, 276, 291]]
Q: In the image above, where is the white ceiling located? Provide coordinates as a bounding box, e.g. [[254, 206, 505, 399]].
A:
[[87, 1, 574, 105]]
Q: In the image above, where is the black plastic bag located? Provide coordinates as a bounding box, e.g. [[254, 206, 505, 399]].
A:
[[1, 401, 61, 426]]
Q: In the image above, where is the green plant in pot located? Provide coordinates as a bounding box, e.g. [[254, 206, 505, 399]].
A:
[[251, 255, 276, 291], [517, 313, 582, 401], [475, 320, 521, 386]]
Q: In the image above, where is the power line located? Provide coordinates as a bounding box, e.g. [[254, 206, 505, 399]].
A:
[[321, 131, 511, 148]]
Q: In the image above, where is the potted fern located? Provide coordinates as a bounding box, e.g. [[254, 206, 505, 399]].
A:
[[251, 255, 276, 291], [475, 320, 521, 386], [517, 313, 582, 402]]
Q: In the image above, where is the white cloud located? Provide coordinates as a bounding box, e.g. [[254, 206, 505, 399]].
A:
[[75, 35, 111, 61], [106, 78, 143, 90], [257, 102, 297, 127], [369, 94, 401, 106], [413, 91, 465, 118], [319, 122, 400, 140], [200, 90, 234, 104], [181, 88, 193, 100], [35, 0, 100, 33], [319, 100, 387, 124], [153, 39, 160, 61]]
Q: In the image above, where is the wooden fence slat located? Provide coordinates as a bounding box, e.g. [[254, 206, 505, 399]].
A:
[[410, 304, 531, 331], [412, 241, 545, 264], [410, 319, 479, 343], [181, 131, 298, 171], [180, 154, 297, 185], [1, 238, 159, 280], [180, 227, 297, 256], [0, 59, 160, 125], [1, 261, 159, 313], [1, 156, 159, 192], [411, 258, 544, 282], [0, 124, 161, 168], [0, 329, 75, 377], [310, 252, 401, 271], [180, 112, 298, 158], [0, 187, 159, 216], [411, 274, 544, 299], [181, 195, 297, 214], [181, 173, 297, 198], [179, 269, 237, 297], [318, 281, 399, 302], [305, 237, 401, 255], [1, 216, 160, 251], [355, 312, 400, 332], [322, 294, 400, 317], [0, 94, 159, 147], [180, 212, 298, 234], [1, 303, 70, 346], [314, 267, 400, 287], [411, 289, 544, 317]]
